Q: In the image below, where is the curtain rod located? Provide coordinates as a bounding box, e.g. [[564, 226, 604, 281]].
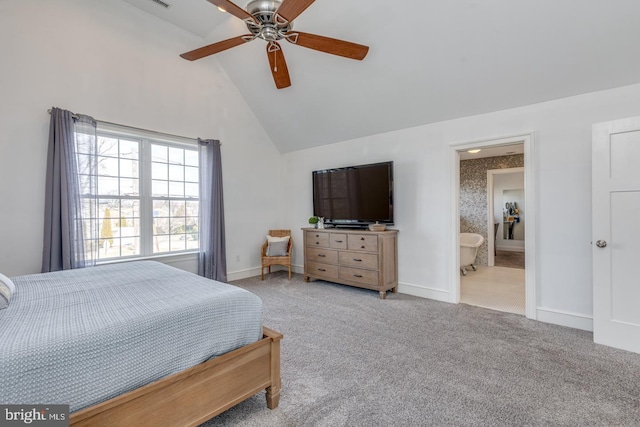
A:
[[46, 108, 213, 144]]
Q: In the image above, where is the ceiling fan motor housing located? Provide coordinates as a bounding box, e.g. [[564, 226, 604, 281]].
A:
[[245, 0, 292, 41]]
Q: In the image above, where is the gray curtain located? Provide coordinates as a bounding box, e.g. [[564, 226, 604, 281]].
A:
[[42, 108, 97, 272], [198, 139, 227, 281]]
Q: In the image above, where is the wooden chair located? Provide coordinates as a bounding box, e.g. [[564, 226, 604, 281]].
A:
[[261, 229, 293, 280]]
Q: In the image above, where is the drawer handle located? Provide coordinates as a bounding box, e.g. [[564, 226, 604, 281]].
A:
[[360, 237, 365, 241], [316, 242, 320, 245], [318, 254, 326, 257], [354, 274, 363, 278], [318, 268, 326, 272], [353, 258, 362, 262], [315, 234, 319, 237], [335, 240, 343, 243], [361, 245, 365, 249]]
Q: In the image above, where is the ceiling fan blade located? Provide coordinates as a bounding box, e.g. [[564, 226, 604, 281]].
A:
[[286, 32, 369, 60], [180, 35, 254, 61], [206, 0, 257, 25], [274, 0, 315, 25], [267, 42, 291, 89]]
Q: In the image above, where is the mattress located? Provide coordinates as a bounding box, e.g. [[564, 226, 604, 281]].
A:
[[0, 261, 263, 412]]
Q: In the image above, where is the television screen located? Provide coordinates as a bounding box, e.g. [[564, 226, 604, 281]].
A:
[[313, 161, 393, 226]]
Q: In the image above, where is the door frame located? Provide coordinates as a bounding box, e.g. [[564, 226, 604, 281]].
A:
[[449, 132, 537, 319], [487, 167, 525, 267]]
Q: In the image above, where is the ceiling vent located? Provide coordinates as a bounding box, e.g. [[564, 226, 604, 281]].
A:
[[149, 0, 171, 9]]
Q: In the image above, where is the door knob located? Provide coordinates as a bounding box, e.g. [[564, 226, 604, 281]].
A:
[[596, 240, 607, 248]]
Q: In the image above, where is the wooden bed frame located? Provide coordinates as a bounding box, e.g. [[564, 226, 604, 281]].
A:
[[70, 327, 282, 427]]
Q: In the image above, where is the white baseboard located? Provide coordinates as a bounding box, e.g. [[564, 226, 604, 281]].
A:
[[397, 282, 450, 302], [227, 267, 262, 282], [227, 264, 304, 282], [228, 266, 593, 334], [536, 307, 593, 332]]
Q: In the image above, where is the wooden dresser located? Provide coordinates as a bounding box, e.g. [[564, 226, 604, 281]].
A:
[[302, 227, 398, 299]]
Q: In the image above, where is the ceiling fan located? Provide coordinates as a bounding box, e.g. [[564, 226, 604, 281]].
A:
[[180, 0, 369, 89]]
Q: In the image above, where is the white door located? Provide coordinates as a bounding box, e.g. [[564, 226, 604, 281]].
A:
[[592, 117, 640, 353]]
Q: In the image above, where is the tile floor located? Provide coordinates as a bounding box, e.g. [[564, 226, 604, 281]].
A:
[[460, 265, 525, 315]]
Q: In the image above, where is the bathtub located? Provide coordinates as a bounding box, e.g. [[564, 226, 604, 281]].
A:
[[460, 233, 484, 275]]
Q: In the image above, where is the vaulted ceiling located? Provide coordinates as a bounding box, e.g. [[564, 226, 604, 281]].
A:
[[122, 0, 640, 153]]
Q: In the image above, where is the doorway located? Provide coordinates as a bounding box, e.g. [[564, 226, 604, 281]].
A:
[[449, 133, 537, 319]]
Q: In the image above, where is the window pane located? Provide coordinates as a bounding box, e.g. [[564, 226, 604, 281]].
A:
[[120, 237, 140, 256], [186, 217, 198, 234], [185, 166, 198, 183], [171, 217, 186, 234], [171, 235, 187, 252], [185, 150, 198, 167], [169, 164, 184, 181], [169, 147, 184, 165], [153, 217, 169, 234], [121, 199, 140, 218], [77, 154, 94, 176], [153, 235, 170, 253], [120, 178, 139, 196], [119, 159, 138, 178], [185, 183, 198, 198], [186, 201, 199, 214], [98, 202, 118, 258], [79, 174, 92, 195], [98, 137, 119, 156], [152, 180, 168, 197], [170, 200, 186, 217], [186, 234, 199, 250], [97, 156, 119, 176], [153, 199, 169, 216], [152, 162, 168, 180], [75, 133, 95, 155], [152, 144, 168, 162], [98, 176, 119, 195], [120, 140, 139, 159], [169, 181, 184, 197]]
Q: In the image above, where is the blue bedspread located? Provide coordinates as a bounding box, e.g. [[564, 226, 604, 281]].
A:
[[0, 261, 263, 412]]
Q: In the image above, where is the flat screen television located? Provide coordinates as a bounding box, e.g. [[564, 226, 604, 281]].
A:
[[312, 161, 393, 228]]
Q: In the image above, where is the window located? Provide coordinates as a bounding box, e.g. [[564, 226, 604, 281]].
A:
[[150, 144, 199, 253], [79, 129, 199, 261]]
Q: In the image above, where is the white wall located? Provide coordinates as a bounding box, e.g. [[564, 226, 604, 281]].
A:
[[494, 172, 525, 251], [0, 0, 282, 277], [282, 83, 640, 323]]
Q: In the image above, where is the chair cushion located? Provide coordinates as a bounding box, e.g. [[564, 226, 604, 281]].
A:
[[266, 235, 290, 257], [0, 272, 16, 310]]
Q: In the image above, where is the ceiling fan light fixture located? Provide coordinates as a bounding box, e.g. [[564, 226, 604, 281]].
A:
[[217, 6, 227, 12], [468, 149, 481, 154]]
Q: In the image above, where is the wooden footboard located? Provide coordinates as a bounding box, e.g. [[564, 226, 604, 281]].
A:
[[70, 327, 282, 427]]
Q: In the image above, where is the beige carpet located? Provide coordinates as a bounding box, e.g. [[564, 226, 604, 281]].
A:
[[461, 265, 525, 315]]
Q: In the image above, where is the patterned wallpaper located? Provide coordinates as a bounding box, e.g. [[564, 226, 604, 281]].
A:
[[460, 154, 524, 266]]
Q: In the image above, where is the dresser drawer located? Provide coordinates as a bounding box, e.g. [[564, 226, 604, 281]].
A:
[[339, 251, 378, 270], [307, 262, 339, 279], [347, 234, 378, 252], [329, 233, 348, 249], [306, 247, 338, 265], [306, 231, 329, 248], [339, 266, 379, 285]]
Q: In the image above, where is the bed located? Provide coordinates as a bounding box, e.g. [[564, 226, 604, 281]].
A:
[[0, 261, 282, 426]]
